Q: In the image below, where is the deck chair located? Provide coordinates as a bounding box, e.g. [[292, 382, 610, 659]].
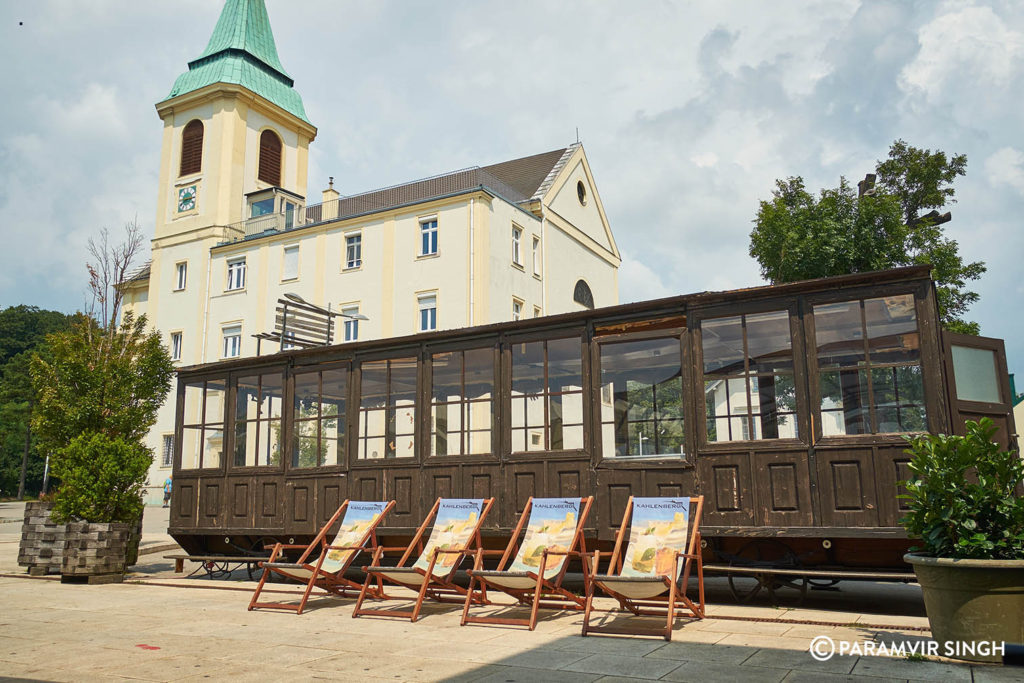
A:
[[352, 497, 494, 623], [248, 499, 395, 615], [460, 496, 593, 630], [582, 495, 705, 641]]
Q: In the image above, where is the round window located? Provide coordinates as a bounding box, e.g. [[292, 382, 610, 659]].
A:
[[577, 180, 587, 205]]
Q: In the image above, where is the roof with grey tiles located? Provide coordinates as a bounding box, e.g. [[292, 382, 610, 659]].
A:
[[161, 0, 310, 124]]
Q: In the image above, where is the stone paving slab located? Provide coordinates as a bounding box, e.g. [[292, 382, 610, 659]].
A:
[[0, 568, 1016, 682]]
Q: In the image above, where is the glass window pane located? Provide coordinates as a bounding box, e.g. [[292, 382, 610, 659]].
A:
[[293, 420, 320, 468], [294, 372, 320, 418], [204, 380, 226, 424], [262, 373, 284, 420], [820, 369, 869, 436], [952, 345, 1001, 403], [360, 361, 388, 410], [864, 295, 919, 363], [745, 310, 793, 373], [547, 338, 582, 393], [512, 342, 545, 395], [389, 359, 417, 407], [184, 382, 204, 426], [702, 316, 744, 375], [814, 300, 865, 368], [599, 338, 684, 458], [464, 348, 493, 401], [872, 365, 927, 433], [203, 429, 223, 468], [432, 351, 463, 403], [181, 426, 202, 469], [321, 369, 347, 418]]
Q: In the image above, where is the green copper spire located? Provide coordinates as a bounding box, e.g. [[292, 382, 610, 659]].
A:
[[161, 0, 310, 124]]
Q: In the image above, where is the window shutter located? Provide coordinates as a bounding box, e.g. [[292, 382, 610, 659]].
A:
[[258, 130, 282, 185], [179, 120, 204, 176]]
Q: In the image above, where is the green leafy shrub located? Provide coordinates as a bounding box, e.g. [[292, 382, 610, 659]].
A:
[[50, 432, 151, 524], [901, 418, 1024, 559], [31, 311, 173, 524]]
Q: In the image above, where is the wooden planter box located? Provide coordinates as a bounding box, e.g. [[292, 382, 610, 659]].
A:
[[17, 501, 64, 576]]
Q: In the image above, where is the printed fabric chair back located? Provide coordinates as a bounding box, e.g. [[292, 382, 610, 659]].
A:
[[508, 498, 583, 580], [619, 497, 691, 579], [320, 501, 390, 574], [412, 499, 486, 575]]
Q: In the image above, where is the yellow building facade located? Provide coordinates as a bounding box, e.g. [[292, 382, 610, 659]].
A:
[[124, 0, 620, 503]]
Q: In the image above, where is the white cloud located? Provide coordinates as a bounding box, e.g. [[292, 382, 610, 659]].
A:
[[984, 147, 1024, 194]]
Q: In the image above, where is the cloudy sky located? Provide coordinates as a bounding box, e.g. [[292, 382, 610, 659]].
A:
[[1, 0, 1022, 378]]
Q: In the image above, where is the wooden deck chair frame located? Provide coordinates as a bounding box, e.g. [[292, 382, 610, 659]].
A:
[[352, 497, 495, 623], [582, 495, 705, 641], [248, 499, 395, 615], [460, 496, 593, 631]]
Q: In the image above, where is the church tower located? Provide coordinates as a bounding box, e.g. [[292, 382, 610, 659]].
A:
[[152, 0, 317, 242]]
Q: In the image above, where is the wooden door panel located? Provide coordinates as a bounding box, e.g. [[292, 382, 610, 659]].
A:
[[593, 470, 640, 540], [548, 460, 588, 498], [642, 468, 697, 499], [874, 446, 913, 527], [697, 453, 754, 527], [816, 449, 878, 527], [254, 480, 284, 531], [199, 481, 224, 528], [350, 471, 381, 503], [386, 467, 421, 528], [171, 478, 198, 527], [227, 478, 253, 529], [506, 463, 545, 520], [316, 477, 346, 527], [283, 479, 315, 535], [462, 465, 502, 528], [752, 453, 813, 527]]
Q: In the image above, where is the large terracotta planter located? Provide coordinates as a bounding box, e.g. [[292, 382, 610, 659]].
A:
[[905, 552, 1024, 663]]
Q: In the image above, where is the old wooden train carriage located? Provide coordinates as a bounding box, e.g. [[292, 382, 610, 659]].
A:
[[168, 266, 1017, 589]]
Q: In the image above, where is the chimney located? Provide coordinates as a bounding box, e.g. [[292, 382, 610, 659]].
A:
[[322, 177, 340, 220]]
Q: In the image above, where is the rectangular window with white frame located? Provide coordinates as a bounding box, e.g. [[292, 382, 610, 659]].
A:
[[533, 306, 542, 318], [222, 324, 242, 358], [512, 298, 523, 321], [419, 293, 437, 332], [420, 218, 438, 256], [175, 262, 187, 291], [161, 434, 174, 468], [343, 304, 360, 341], [170, 331, 182, 361], [512, 226, 522, 266], [532, 236, 540, 276], [282, 244, 299, 281], [345, 233, 362, 269], [226, 257, 246, 291]]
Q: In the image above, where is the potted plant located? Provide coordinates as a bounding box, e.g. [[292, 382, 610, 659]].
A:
[[29, 224, 174, 582], [901, 418, 1024, 662]]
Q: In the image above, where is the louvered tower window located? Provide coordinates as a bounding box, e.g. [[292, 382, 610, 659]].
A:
[[179, 120, 204, 176], [258, 130, 282, 185]]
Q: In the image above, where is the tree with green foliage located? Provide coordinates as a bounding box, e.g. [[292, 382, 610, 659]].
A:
[[30, 222, 174, 523], [0, 307, 73, 498], [749, 140, 985, 334]]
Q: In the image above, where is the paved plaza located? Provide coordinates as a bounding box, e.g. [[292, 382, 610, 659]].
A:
[[0, 502, 1020, 682]]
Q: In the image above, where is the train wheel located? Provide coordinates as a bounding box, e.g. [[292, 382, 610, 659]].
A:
[[726, 539, 808, 608]]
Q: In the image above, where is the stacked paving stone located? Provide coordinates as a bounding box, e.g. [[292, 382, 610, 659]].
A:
[[61, 522, 131, 584], [17, 502, 64, 576]]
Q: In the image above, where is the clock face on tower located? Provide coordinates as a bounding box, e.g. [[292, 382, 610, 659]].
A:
[[177, 185, 197, 213]]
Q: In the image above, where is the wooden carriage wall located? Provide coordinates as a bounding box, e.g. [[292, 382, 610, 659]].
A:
[[168, 266, 1017, 571]]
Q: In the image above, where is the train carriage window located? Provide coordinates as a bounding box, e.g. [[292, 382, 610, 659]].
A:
[[233, 372, 284, 467], [814, 295, 926, 435], [702, 310, 798, 442], [512, 337, 584, 452], [431, 348, 494, 456], [293, 367, 347, 468], [358, 357, 417, 459], [180, 379, 226, 469], [599, 337, 685, 458]]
